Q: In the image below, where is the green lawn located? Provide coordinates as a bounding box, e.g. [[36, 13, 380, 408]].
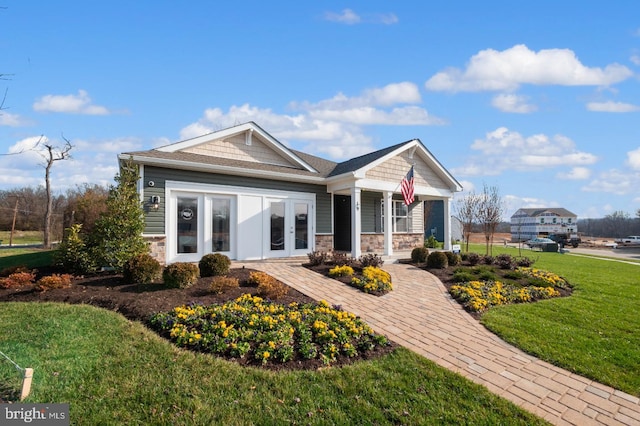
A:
[[0, 303, 545, 425], [474, 244, 640, 396], [0, 230, 43, 246], [0, 248, 54, 270]]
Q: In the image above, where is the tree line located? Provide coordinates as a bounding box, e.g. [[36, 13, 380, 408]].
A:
[[0, 184, 109, 244]]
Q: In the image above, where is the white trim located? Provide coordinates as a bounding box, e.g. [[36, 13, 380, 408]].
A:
[[153, 122, 317, 172], [164, 180, 315, 262]]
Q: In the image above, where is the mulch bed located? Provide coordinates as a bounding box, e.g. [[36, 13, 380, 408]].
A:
[[302, 263, 391, 297], [0, 266, 396, 372]]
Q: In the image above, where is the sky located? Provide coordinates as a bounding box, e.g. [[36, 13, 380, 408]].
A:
[[1, 1, 640, 220]]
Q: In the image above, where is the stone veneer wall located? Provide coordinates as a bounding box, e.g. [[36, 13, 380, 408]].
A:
[[315, 235, 333, 252], [361, 233, 424, 252], [146, 236, 167, 263]]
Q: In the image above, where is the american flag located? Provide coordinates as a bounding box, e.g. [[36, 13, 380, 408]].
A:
[[401, 166, 415, 206]]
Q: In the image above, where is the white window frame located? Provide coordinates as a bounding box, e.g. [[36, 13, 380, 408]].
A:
[[381, 199, 412, 233]]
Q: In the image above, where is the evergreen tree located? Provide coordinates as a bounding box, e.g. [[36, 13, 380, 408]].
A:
[[89, 158, 148, 271]]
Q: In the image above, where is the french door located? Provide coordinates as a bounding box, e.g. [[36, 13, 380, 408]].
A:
[[266, 199, 312, 257]]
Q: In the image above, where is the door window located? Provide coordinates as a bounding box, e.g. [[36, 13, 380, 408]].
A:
[[177, 197, 198, 253], [270, 201, 286, 251]]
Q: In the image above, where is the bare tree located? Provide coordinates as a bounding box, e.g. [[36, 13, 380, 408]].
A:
[[477, 184, 504, 255], [39, 136, 74, 249], [455, 191, 480, 252]]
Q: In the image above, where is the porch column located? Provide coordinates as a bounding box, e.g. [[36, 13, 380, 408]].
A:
[[383, 191, 393, 256], [351, 187, 362, 258], [443, 197, 452, 250]]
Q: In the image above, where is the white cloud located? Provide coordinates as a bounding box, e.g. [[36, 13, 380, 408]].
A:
[[630, 54, 640, 66], [0, 112, 32, 127], [453, 127, 598, 177], [556, 167, 591, 180], [491, 94, 537, 113], [582, 169, 639, 196], [586, 101, 640, 112], [33, 90, 111, 115], [324, 9, 398, 25], [627, 147, 640, 170], [180, 83, 442, 160], [324, 9, 361, 24], [425, 44, 633, 92]]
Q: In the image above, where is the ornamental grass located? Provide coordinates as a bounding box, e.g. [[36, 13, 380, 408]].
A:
[[149, 294, 389, 366]]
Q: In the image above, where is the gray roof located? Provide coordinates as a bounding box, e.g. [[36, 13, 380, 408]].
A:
[[516, 208, 577, 218], [327, 140, 413, 177]]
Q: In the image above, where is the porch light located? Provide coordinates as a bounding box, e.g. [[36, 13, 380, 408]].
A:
[[150, 195, 160, 210]]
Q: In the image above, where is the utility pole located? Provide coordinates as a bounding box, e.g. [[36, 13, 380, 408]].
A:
[[10, 198, 18, 247]]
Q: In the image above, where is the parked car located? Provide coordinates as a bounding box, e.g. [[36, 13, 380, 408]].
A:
[[525, 237, 555, 249], [615, 236, 640, 244]]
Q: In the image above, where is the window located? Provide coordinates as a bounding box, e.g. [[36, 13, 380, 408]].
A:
[[552, 217, 557, 224], [381, 200, 412, 232], [177, 197, 198, 253], [540, 218, 545, 224], [567, 218, 572, 224], [212, 198, 230, 252]]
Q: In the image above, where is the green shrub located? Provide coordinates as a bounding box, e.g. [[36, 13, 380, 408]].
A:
[[452, 269, 475, 283], [358, 253, 384, 268], [426, 251, 448, 269], [209, 276, 240, 294], [199, 253, 231, 277], [163, 262, 199, 289], [411, 247, 429, 263], [425, 235, 439, 249], [54, 224, 96, 275], [123, 253, 162, 284], [444, 251, 461, 266]]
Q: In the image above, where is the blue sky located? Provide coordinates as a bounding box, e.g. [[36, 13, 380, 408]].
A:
[[1, 1, 639, 219]]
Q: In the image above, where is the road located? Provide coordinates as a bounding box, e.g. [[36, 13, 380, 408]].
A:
[[564, 245, 640, 262]]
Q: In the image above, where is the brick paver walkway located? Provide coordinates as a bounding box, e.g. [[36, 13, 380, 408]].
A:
[[247, 260, 640, 426]]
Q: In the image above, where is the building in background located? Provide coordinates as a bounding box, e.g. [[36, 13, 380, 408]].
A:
[[510, 208, 578, 242]]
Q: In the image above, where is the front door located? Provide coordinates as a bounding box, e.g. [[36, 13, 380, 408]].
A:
[[267, 199, 312, 257], [334, 195, 351, 252]]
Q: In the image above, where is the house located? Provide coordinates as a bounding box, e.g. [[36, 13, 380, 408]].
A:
[[424, 200, 463, 243], [510, 208, 578, 242], [119, 122, 462, 263]]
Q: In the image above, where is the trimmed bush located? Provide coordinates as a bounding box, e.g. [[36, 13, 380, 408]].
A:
[[35, 274, 74, 291], [249, 271, 288, 299], [358, 253, 384, 268], [123, 253, 162, 284], [444, 251, 461, 266], [411, 247, 429, 263], [425, 235, 439, 248], [199, 253, 231, 277], [209, 276, 240, 294], [163, 262, 199, 289], [426, 251, 448, 269]]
